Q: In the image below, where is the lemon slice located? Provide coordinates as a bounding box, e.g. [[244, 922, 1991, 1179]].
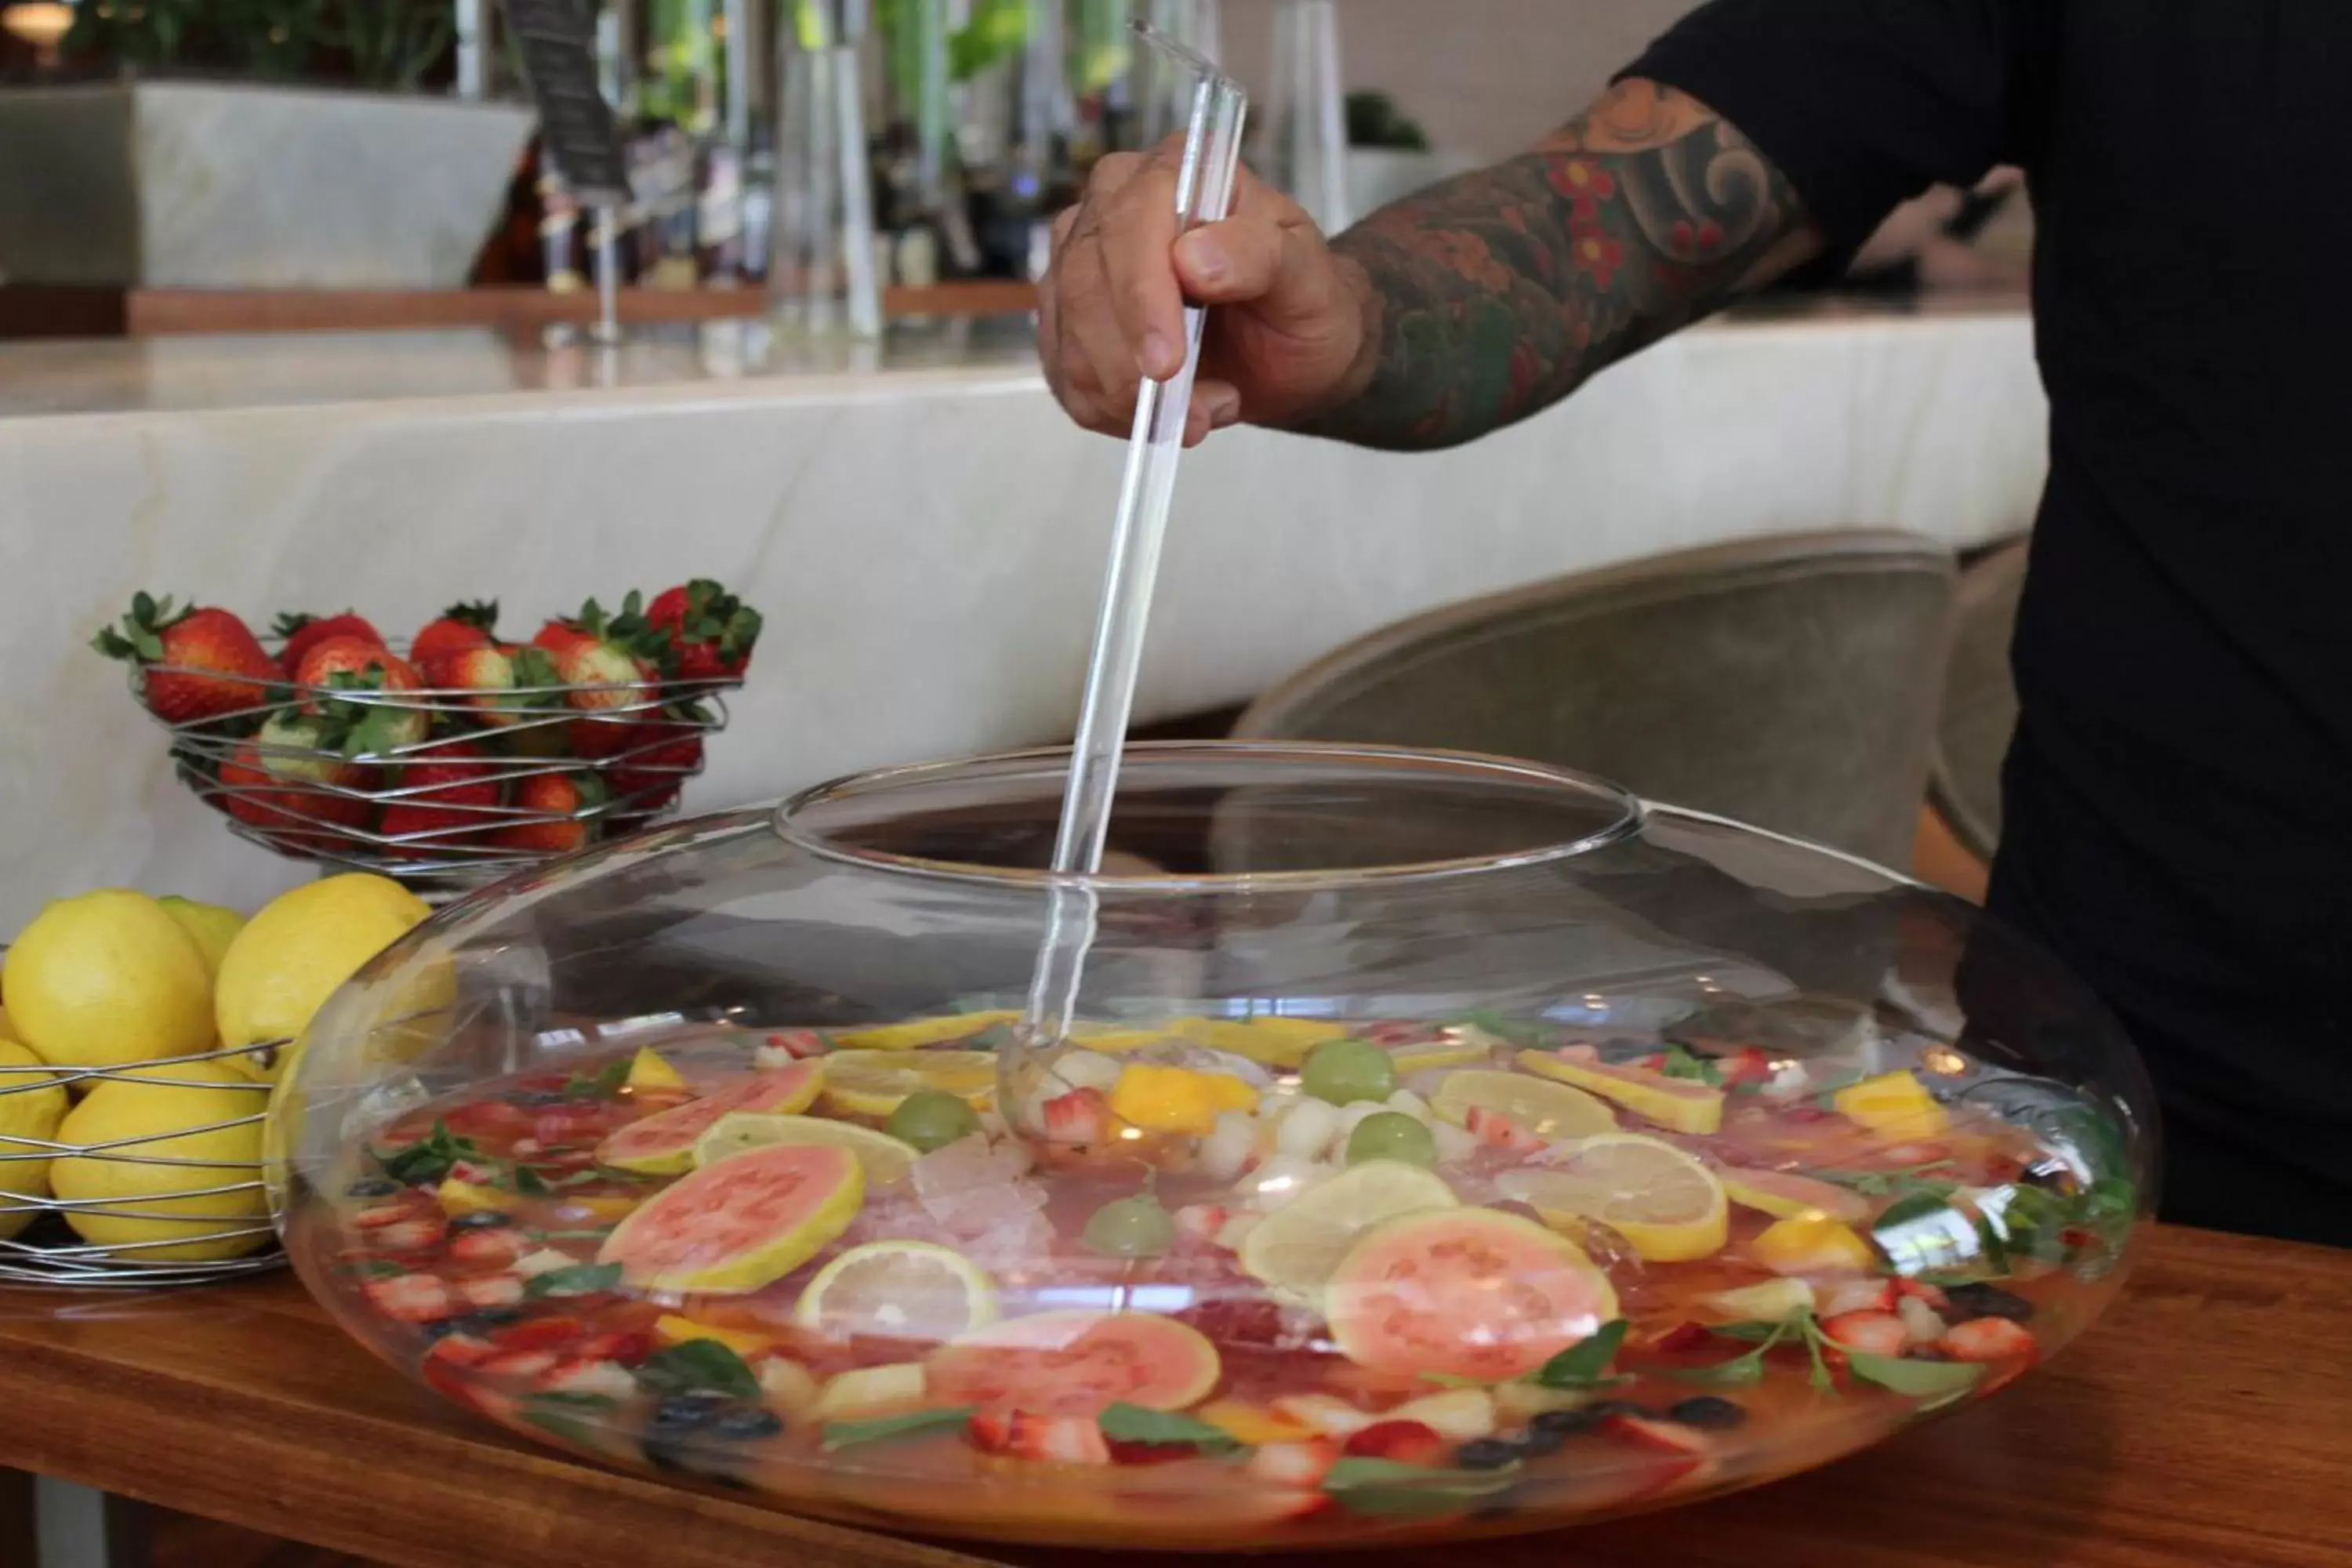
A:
[[1388, 1037, 1499, 1076], [818, 1049, 998, 1118], [1429, 1068, 1618, 1141], [1495, 1134, 1728, 1262], [1238, 1160, 1457, 1301], [695, 1112, 923, 1189], [833, 1011, 1019, 1051], [1176, 1017, 1350, 1069], [794, 1240, 1000, 1342], [1515, 1049, 1723, 1136]]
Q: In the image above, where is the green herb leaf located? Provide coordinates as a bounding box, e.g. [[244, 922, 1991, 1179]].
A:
[[564, 1058, 632, 1100], [1321, 1457, 1521, 1517], [1449, 1010, 1548, 1048], [532, 1391, 622, 1410], [521, 1405, 605, 1450], [1671, 1349, 1768, 1387], [1533, 1319, 1628, 1388], [1657, 1044, 1723, 1087], [964, 1022, 1016, 1051], [635, 1340, 760, 1401], [1973, 1210, 2013, 1276], [524, 1262, 623, 1299], [1875, 1187, 1961, 1230], [1097, 1403, 1243, 1454], [821, 1406, 977, 1452], [1843, 1352, 1987, 1399], [511, 1164, 553, 1197], [343, 1258, 408, 1279], [379, 1122, 478, 1185], [1707, 1318, 1795, 1344]]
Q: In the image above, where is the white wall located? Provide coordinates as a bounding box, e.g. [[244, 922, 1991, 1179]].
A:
[[1220, 0, 1703, 162]]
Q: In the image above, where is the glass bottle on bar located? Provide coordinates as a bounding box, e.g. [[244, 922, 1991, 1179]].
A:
[[1134, 0, 1217, 147], [1069, 0, 1136, 164], [774, 0, 886, 339], [945, 0, 1076, 280], [636, 0, 717, 288], [1263, 0, 1348, 233]]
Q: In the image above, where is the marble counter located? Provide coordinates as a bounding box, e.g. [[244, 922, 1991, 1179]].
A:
[[0, 294, 2046, 930]]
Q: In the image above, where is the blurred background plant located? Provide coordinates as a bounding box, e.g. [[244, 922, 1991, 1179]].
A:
[[60, 0, 456, 89]]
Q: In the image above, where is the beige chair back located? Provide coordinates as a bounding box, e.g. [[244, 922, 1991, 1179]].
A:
[[1929, 538, 2029, 862], [1232, 532, 1959, 869]]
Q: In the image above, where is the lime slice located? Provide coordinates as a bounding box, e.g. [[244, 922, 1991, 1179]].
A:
[[1238, 1160, 1458, 1301], [818, 1049, 997, 1118], [1429, 1068, 1618, 1141], [1495, 1134, 1728, 1262], [794, 1240, 999, 1342], [695, 1112, 922, 1189], [833, 1011, 1019, 1051]]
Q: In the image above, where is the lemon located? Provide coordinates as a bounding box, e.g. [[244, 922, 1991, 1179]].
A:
[[1388, 1037, 1500, 1076], [1515, 1049, 1725, 1137], [653, 1313, 780, 1359], [1176, 1016, 1349, 1069], [157, 897, 247, 980], [0, 1041, 69, 1240], [3, 890, 215, 1073], [625, 1047, 686, 1092], [0, 1004, 18, 1044], [1429, 1068, 1619, 1141], [1238, 1159, 1458, 1301], [817, 1049, 997, 1118], [213, 874, 432, 1082], [1496, 1134, 1729, 1262], [694, 1112, 922, 1189], [1750, 1215, 1877, 1276], [49, 1058, 273, 1263], [1832, 1070, 1952, 1140], [794, 1240, 999, 1341], [833, 1011, 1019, 1051]]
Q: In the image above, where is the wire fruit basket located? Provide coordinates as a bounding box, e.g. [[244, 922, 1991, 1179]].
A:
[[0, 1031, 285, 1289]]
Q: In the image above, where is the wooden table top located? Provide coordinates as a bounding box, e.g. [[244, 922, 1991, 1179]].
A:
[[0, 1224, 2343, 1568]]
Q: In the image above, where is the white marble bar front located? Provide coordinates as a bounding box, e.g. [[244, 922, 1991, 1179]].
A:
[[0, 296, 2045, 931]]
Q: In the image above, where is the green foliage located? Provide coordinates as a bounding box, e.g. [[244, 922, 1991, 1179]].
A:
[[64, 0, 458, 90]]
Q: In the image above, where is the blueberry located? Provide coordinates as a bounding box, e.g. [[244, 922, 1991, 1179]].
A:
[[1513, 1427, 1566, 1458], [711, 1407, 784, 1441], [448, 1210, 514, 1231], [511, 1091, 566, 1107], [649, 1394, 728, 1435], [1667, 1397, 1748, 1431], [1942, 1283, 2034, 1323], [1530, 1406, 1600, 1438], [1583, 1399, 1655, 1421], [346, 1178, 400, 1199], [1454, 1438, 1519, 1470], [421, 1308, 522, 1342]]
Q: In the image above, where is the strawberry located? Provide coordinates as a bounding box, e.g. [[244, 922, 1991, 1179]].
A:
[[409, 600, 500, 670], [532, 597, 666, 713], [272, 610, 384, 676], [644, 578, 761, 682], [217, 713, 377, 848], [968, 1410, 1112, 1465], [361, 1273, 455, 1324], [607, 717, 706, 811], [456, 1272, 528, 1311], [1817, 1279, 1898, 1318], [1937, 1316, 2036, 1363], [1463, 1105, 1547, 1153], [1244, 1439, 1341, 1490], [293, 636, 429, 755], [1820, 1311, 1911, 1357], [380, 737, 504, 860], [1341, 1420, 1448, 1466], [1602, 1412, 1718, 1494], [1716, 1047, 1774, 1087], [1040, 1087, 1111, 1148], [495, 771, 607, 855], [95, 594, 280, 724]]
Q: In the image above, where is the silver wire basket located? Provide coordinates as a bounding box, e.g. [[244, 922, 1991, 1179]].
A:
[[125, 640, 740, 884], [0, 1032, 289, 1289]]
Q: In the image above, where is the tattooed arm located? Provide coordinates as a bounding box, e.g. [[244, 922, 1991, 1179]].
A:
[[1037, 81, 1819, 451], [1303, 80, 1819, 449]]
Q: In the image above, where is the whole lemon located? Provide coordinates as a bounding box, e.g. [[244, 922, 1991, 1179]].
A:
[[213, 874, 432, 1083], [2, 890, 216, 1072], [0, 1040, 68, 1240], [49, 1058, 272, 1262], [158, 896, 248, 980]]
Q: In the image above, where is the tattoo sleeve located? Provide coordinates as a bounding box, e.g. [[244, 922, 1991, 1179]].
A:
[[1298, 80, 1820, 450]]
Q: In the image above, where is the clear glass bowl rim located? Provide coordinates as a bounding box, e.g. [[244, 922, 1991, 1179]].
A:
[[769, 739, 1653, 894]]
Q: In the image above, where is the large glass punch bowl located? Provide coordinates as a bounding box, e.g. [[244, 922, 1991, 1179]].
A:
[[274, 743, 2153, 1551]]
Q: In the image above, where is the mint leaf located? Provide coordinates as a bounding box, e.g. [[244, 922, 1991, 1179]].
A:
[[1875, 1186, 1961, 1230], [510, 1163, 552, 1197], [564, 1058, 632, 1100], [1449, 1010, 1548, 1048], [821, 1406, 977, 1452], [1844, 1352, 1986, 1399], [380, 1122, 477, 1185], [1707, 1318, 1795, 1343], [521, 1404, 605, 1449], [1098, 1403, 1243, 1454], [524, 1262, 623, 1299], [1322, 1457, 1520, 1517], [1671, 1349, 1768, 1387], [634, 1340, 760, 1400], [1533, 1319, 1628, 1388], [1658, 1044, 1722, 1086]]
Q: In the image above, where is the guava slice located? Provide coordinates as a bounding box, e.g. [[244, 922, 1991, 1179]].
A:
[[597, 1142, 864, 1294], [593, 1063, 822, 1174], [925, 1310, 1221, 1417], [1325, 1207, 1620, 1382]]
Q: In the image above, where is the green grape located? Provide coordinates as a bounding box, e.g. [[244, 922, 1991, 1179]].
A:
[[1301, 1038, 1397, 1106], [885, 1089, 981, 1152], [1345, 1112, 1438, 1169], [1081, 1195, 1177, 1259]]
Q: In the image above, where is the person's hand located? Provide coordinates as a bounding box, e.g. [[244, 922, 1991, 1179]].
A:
[[1038, 140, 1374, 445]]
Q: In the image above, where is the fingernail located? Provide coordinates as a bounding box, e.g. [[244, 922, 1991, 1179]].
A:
[[1140, 332, 1178, 377], [1178, 233, 1226, 284], [1205, 386, 1242, 425]]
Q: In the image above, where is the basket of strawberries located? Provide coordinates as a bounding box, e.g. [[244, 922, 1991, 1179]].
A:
[[96, 580, 764, 882]]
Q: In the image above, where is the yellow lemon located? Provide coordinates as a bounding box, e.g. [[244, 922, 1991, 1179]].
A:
[[1832, 1070, 1952, 1141], [3, 890, 215, 1073], [1495, 1134, 1729, 1263], [156, 896, 247, 980], [0, 1040, 69, 1240], [626, 1047, 687, 1092], [1751, 1215, 1877, 1276], [833, 1011, 1019, 1051], [816, 1050, 998, 1118], [49, 1058, 274, 1263], [213, 874, 432, 1082], [1176, 1016, 1349, 1069]]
